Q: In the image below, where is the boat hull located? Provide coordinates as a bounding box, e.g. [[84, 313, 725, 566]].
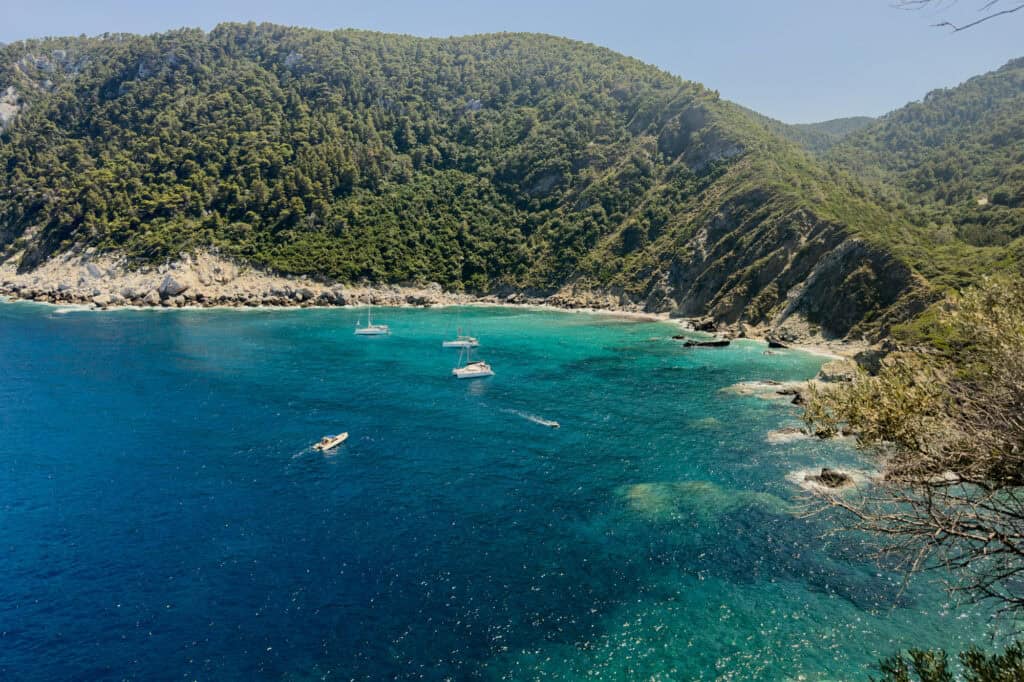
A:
[[453, 369, 494, 379], [442, 340, 479, 348], [355, 325, 390, 336], [313, 432, 349, 451], [452, 362, 494, 379]]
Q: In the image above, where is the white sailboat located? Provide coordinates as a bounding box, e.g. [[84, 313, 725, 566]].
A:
[[442, 327, 479, 348], [354, 303, 390, 336], [452, 346, 494, 379]]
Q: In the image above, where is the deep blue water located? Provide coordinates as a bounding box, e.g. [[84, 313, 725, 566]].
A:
[[0, 302, 1001, 680]]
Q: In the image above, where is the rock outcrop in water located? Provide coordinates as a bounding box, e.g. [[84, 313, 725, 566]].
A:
[[679, 338, 731, 348], [807, 468, 851, 488], [765, 427, 810, 444], [787, 467, 873, 494]]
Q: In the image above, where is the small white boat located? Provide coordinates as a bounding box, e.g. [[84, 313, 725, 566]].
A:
[[355, 304, 390, 336], [452, 360, 495, 379], [313, 432, 349, 451], [355, 324, 390, 336], [442, 332, 479, 348]]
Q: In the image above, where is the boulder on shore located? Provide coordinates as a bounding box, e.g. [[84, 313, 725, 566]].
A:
[[143, 290, 161, 306], [159, 273, 191, 298]]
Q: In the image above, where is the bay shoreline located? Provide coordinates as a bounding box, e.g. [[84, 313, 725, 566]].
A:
[[1, 293, 856, 361], [0, 250, 862, 360]]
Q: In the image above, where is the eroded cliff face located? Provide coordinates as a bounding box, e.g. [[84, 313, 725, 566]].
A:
[[667, 211, 930, 338], [565, 191, 936, 341]]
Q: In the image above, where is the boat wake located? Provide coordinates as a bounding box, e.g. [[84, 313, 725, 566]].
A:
[[503, 409, 560, 428]]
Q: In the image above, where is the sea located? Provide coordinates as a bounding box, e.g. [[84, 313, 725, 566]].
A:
[[0, 301, 1003, 680]]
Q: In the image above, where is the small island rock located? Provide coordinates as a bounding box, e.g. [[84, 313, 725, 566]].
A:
[[805, 467, 852, 489]]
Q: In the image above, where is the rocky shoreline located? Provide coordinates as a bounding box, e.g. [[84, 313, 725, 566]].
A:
[[1, 250, 663, 312], [1, 250, 870, 360], [0, 251, 487, 309]]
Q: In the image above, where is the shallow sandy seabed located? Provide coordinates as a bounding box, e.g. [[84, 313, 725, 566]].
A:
[[620, 481, 794, 520]]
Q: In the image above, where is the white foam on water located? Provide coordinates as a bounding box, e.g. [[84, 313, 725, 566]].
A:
[[503, 408, 560, 428]]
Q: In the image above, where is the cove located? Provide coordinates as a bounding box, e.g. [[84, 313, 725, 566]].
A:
[[0, 302, 1000, 680]]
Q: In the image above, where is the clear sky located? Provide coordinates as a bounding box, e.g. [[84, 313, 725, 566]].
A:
[[2, 0, 1021, 123]]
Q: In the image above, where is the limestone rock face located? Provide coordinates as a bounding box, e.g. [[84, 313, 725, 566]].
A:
[[143, 290, 161, 306], [213, 262, 237, 283], [159, 273, 192, 298], [817, 359, 857, 383], [0, 86, 23, 129], [329, 288, 347, 305]]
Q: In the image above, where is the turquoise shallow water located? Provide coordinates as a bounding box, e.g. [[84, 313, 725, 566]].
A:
[[0, 302, 1001, 680]]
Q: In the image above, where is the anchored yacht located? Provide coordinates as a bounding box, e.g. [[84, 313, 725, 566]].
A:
[[442, 328, 479, 348], [354, 304, 390, 336], [452, 347, 494, 379]]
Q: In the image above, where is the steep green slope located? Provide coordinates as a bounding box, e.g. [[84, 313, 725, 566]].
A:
[[0, 25, 936, 337], [827, 58, 1024, 279]]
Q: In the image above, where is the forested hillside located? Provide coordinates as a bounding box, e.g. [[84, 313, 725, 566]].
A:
[[2, 24, 1016, 337], [827, 57, 1024, 265]]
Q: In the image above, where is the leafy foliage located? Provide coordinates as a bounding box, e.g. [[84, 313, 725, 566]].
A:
[[873, 641, 1024, 682], [0, 24, 755, 290], [806, 275, 1024, 608], [0, 25, 1019, 334]]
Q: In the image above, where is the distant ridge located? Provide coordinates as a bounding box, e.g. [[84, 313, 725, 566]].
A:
[[740, 107, 875, 154]]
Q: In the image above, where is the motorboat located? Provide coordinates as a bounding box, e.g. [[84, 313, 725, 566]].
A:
[[313, 432, 349, 451]]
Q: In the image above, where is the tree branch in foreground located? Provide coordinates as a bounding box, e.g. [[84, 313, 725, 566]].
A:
[[894, 0, 1024, 31], [804, 275, 1024, 610]]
